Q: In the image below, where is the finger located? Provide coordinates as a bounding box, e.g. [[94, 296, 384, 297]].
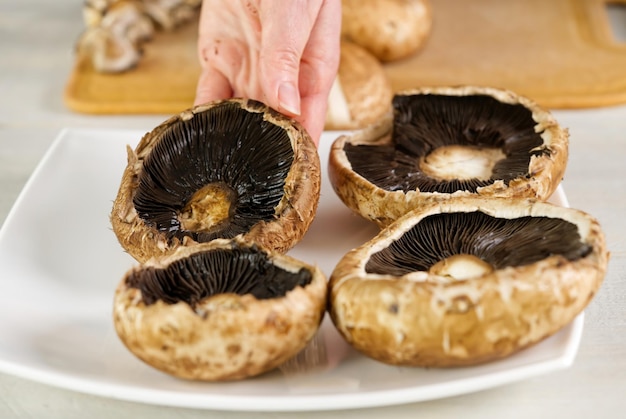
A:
[[298, 0, 342, 144], [194, 65, 233, 106], [301, 0, 341, 95], [258, 1, 323, 116], [298, 91, 329, 146]]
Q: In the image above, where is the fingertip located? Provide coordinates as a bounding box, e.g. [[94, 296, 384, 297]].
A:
[[278, 82, 301, 116], [307, 113, 326, 147]]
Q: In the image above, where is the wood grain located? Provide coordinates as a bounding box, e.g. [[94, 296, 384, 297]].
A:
[[64, 0, 626, 114]]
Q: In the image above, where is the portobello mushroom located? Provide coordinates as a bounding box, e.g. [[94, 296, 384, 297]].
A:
[[341, 0, 433, 62], [328, 86, 569, 227], [111, 98, 321, 263], [325, 40, 394, 130], [328, 197, 608, 367], [114, 237, 327, 381]]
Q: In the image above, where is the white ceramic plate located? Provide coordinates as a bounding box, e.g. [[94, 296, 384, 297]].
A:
[[0, 129, 583, 412]]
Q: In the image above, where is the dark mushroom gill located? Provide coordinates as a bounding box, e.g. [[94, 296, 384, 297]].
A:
[[127, 245, 313, 306], [365, 212, 592, 275], [133, 101, 294, 243], [345, 94, 548, 193]]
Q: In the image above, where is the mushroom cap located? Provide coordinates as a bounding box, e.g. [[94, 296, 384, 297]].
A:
[[111, 98, 321, 263], [325, 40, 394, 130], [328, 86, 569, 227], [113, 237, 328, 381], [328, 197, 609, 367], [341, 0, 433, 62]]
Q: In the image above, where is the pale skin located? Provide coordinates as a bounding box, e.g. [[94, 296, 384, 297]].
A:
[[194, 0, 342, 145]]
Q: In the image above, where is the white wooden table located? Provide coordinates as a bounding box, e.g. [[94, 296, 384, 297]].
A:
[[1, 1, 625, 418]]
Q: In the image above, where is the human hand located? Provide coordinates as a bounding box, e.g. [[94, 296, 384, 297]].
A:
[[194, 0, 341, 145]]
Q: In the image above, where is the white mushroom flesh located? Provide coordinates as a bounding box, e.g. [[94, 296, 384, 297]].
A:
[[419, 145, 506, 181]]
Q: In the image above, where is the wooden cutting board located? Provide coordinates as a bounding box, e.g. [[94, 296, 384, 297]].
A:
[[64, 0, 626, 115]]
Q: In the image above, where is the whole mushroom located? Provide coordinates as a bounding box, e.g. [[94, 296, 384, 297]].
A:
[[325, 41, 394, 131], [110, 98, 321, 263], [328, 197, 609, 367], [329, 86, 569, 227], [114, 238, 328, 380], [341, 0, 433, 62]]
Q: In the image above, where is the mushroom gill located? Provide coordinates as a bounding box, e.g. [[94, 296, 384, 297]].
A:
[[132, 102, 294, 243], [111, 98, 320, 263], [345, 94, 547, 194], [113, 239, 328, 381], [127, 245, 313, 307], [328, 86, 569, 227], [328, 198, 608, 367], [365, 212, 592, 277]]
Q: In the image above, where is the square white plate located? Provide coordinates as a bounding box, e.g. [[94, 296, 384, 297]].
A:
[[0, 128, 583, 412]]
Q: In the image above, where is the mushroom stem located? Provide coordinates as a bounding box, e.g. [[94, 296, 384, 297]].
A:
[[420, 145, 506, 181], [428, 254, 495, 280], [179, 183, 235, 233]]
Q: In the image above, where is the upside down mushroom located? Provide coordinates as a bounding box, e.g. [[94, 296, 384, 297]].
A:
[[110, 98, 321, 263], [114, 238, 327, 380], [328, 197, 609, 367], [329, 86, 569, 227]]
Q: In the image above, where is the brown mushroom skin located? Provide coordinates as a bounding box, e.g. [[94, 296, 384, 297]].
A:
[[113, 240, 328, 381], [328, 86, 569, 227], [325, 41, 394, 131], [110, 98, 321, 263], [328, 198, 609, 367], [341, 0, 433, 62]]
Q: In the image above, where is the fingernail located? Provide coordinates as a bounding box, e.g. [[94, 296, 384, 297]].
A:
[[278, 82, 300, 115]]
